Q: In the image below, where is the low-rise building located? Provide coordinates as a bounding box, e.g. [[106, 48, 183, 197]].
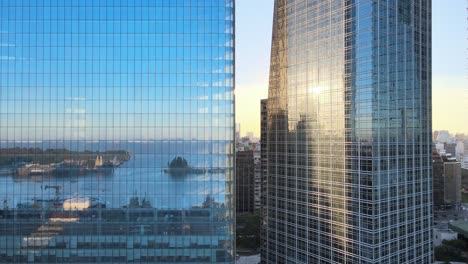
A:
[[433, 228, 458, 247]]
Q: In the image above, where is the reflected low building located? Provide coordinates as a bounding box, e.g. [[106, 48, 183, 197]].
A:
[[0, 204, 230, 263], [0, 0, 235, 263]]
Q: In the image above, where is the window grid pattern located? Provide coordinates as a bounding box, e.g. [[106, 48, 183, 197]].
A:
[[0, 0, 235, 263], [263, 0, 432, 263]]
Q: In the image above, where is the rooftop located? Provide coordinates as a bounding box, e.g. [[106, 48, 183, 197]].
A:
[[449, 220, 468, 237]]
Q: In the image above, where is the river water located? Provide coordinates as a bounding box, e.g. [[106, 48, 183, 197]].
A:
[[0, 141, 231, 209]]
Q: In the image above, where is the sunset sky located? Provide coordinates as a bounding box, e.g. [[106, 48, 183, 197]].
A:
[[236, 0, 468, 137]]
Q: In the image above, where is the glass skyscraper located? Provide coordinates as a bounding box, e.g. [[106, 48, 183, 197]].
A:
[[0, 1, 235, 263], [263, 0, 432, 263]]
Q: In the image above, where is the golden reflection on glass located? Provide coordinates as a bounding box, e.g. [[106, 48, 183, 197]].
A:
[[263, 0, 432, 263]]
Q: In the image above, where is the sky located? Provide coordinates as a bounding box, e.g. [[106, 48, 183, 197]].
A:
[[0, 3, 235, 141], [236, 0, 468, 137]]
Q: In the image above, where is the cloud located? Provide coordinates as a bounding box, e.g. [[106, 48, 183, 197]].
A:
[[65, 119, 86, 128], [0, 56, 29, 61], [0, 56, 17, 61], [196, 81, 208, 87], [65, 108, 86, 114], [66, 97, 87, 101], [0, 43, 15, 47]]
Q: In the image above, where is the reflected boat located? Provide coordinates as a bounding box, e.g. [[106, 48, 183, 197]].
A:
[[17, 164, 55, 177]]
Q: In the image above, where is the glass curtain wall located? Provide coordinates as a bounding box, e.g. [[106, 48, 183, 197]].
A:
[[263, 0, 432, 263], [0, 0, 235, 263]]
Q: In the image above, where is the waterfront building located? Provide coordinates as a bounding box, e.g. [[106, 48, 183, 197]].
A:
[[433, 149, 462, 208], [236, 151, 255, 214], [260, 99, 268, 253], [436, 131, 453, 143], [260, 100, 268, 190], [433, 149, 445, 208], [0, 1, 235, 263], [463, 156, 468, 170], [246, 132, 255, 142], [445, 143, 457, 158], [443, 161, 462, 207], [263, 0, 432, 263], [236, 123, 242, 142], [253, 150, 262, 211], [456, 141, 465, 161]]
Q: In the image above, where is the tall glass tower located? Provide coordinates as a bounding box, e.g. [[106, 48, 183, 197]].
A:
[[0, 1, 235, 263], [263, 0, 432, 263]]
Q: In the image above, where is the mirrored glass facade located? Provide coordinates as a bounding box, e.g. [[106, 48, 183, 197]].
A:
[[0, 0, 235, 262], [263, 0, 432, 263]]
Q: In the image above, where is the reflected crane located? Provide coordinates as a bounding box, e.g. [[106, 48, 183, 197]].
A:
[[44, 185, 61, 200]]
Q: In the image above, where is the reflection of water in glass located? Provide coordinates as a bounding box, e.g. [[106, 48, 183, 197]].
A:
[[0, 142, 228, 209]]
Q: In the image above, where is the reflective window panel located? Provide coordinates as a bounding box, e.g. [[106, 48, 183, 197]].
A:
[[0, 1, 235, 263]]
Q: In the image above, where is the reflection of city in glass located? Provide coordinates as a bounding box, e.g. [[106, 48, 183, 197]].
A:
[[263, 0, 432, 263], [0, 1, 234, 263]]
